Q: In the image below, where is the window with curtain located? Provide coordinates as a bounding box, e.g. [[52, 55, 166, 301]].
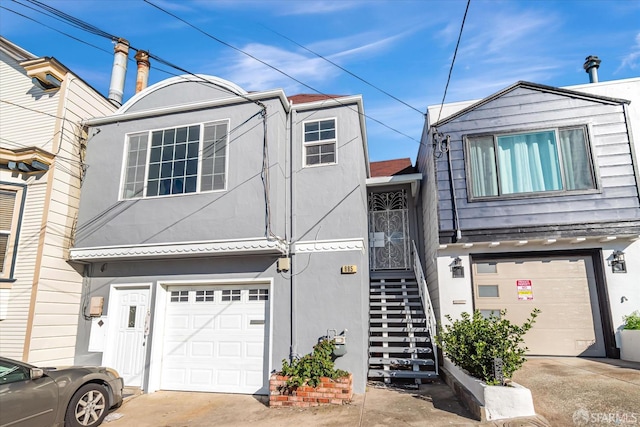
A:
[[121, 120, 229, 200], [467, 127, 595, 198]]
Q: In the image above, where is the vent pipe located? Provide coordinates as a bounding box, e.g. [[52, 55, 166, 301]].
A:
[[583, 55, 601, 83], [134, 50, 150, 93], [108, 38, 130, 106]]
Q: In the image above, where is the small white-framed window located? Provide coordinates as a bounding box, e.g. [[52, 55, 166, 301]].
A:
[[170, 290, 189, 302], [120, 120, 228, 200], [195, 290, 215, 302], [303, 118, 336, 166], [248, 289, 269, 301], [221, 289, 241, 302]]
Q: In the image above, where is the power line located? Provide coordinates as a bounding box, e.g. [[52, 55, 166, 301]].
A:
[[143, 0, 419, 143], [10, 0, 419, 144], [1, 5, 113, 55], [23, 0, 117, 41], [436, 0, 471, 125], [262, 25, 425, 116]]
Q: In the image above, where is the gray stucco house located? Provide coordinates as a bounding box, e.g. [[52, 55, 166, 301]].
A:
[[69, 74, 438, 395], [417, 77, 640, 360]]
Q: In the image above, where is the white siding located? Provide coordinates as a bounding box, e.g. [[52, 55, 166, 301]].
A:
[[0, 42, 115, 364], [27, 76, 115, 365], [0, 179, 46, 359], [0, 50, 59, 153]]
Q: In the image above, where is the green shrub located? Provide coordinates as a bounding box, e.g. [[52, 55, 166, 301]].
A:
[[623, 311, 640, 330], [279, 339, 349, 388], [436, 309, 540, 385]]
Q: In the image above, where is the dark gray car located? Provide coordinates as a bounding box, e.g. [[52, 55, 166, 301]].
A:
[[0, 356, 124, 427]]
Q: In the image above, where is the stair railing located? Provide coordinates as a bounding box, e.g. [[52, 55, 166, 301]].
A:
[[411, 240, 438, 375]]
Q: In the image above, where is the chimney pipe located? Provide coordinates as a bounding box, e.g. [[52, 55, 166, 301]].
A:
[[108, 38, 130, 106], [135, 50, 150, 93], [583, 55, 601, 83]]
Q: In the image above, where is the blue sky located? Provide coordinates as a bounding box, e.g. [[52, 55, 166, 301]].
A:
[[1, 0, 639, 162]]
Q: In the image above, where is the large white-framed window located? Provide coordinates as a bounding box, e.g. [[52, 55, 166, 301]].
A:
[[465, 126, 596, 199], [303, 118, 337, 166], [0, 184, 24, 281], [121, 120, 229, 200]]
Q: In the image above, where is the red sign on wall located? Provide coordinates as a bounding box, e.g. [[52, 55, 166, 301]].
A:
[[517, 280, 533, 301]]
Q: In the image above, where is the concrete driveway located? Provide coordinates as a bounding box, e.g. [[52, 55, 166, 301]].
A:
[[103, 357, 640, 427], [104, 380, 543, 427], [512, 357, 640, 426]]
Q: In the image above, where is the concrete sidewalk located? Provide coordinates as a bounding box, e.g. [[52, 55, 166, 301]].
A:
[[105, 380, 544, 427], [512, 357, 640, 426]]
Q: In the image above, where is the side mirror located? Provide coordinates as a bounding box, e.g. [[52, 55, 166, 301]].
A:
[[30, 368, 44, 380]]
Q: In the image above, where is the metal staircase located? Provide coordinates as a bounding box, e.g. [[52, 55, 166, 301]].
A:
[[368, 242, 439, 384]]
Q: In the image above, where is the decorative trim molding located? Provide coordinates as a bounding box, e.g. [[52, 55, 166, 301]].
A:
[[294, 238, 365, 253], [69, 238, 287, 261]]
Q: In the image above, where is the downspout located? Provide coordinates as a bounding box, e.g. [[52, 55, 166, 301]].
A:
[[289, 104, 298, 360], [446, 136, 461, 242]]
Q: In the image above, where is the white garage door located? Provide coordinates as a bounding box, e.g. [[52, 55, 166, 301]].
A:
[[472, 256, 605, 357], [161, 285, 269, 394]]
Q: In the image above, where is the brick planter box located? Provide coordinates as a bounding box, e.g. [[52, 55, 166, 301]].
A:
[[269, 373, 353, 407]]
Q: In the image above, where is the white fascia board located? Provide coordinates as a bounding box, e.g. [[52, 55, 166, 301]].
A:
[[366, 173, 422, 197], [82, 89, 290, 127], [69, 238, 287, 261]]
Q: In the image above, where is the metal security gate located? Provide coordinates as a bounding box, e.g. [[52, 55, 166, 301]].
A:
[[368, 190, 410, 270]]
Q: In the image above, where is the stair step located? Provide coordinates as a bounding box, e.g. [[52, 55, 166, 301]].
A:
[[369, 326, 430, 333], [369, 293, 420, 299], [368, 370, 439, 379], [369, 346, 433, 354], [369, 336, 431, 343], [369, 317, 427, 324], [370, 281, 418, 288], [369, 357, 435, 366], [369, 301, 422, 307], [370, 310, 423, 315]]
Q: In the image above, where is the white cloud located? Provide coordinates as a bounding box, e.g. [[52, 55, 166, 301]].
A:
[[617, 32, 640, 72], [279, 0, 364, 16], [220, 43, 338, 92]]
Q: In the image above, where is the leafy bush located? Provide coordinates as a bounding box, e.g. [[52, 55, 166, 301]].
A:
[[623, 311, 640, 330], [436, 309, 540, 385], [279, 339, 349, 388]]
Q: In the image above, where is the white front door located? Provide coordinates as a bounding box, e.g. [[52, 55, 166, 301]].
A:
[[104, 287, 150, 387]]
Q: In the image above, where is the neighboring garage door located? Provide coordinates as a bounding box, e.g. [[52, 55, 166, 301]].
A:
[[161, 285, 269, 394], [472, 256, 605, 357]]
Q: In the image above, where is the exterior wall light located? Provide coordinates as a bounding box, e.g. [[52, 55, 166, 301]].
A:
[[451, 257, 464, 278], [610, 250, 626, 273]]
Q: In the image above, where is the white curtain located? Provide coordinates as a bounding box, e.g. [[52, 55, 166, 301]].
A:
[[497, 131, 562, 194], [469, 136, 498, 197]]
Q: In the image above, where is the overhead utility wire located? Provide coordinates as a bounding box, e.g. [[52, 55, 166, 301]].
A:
[[7, 1, 261, 107], [1, 5, 113, 55], [23, 0, 117, 41], [263, 25, 424, 116], [143, 0, 419, 144], [435, 0, 471, 124], [13, 0, 417, 144]]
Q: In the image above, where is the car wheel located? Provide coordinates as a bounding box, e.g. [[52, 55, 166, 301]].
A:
[[64, 383, 109, 427]]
